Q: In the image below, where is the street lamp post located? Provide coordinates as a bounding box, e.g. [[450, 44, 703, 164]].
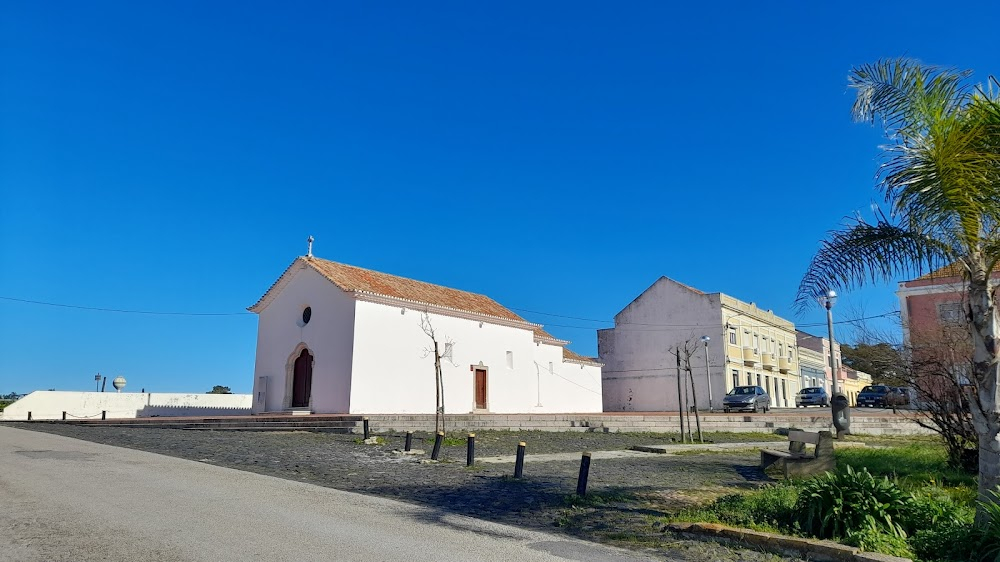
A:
[[94, 373, 101, 392], [701, 335, 713, 412], [822, 290, 838, 396]]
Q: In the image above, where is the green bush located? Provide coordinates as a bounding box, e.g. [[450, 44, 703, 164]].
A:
[[975, 487, 1000, 562], [901, 486, 970, 535], [796, 466, 912, 539], [911, 523, 979, 562], [845, 527, 915, 559]]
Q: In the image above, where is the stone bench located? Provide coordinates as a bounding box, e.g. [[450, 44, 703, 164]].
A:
[[760, 430, 835, 478]]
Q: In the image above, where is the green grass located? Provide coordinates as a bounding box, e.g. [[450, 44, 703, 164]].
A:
[[836, 444, 976, 491]]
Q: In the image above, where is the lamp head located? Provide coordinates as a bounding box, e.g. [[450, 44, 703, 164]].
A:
[[700, 335, 710, 343], [823, 289, 837, 308]]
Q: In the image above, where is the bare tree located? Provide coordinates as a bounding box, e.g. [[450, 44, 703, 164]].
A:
[[902, 323, 979, 472], [420, 312, 448, 434], [671, 339, 704, 443], [846, 306, 977, 472]]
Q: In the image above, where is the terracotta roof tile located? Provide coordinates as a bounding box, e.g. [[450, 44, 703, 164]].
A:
[[533, 326, 553, 339], [563, 347, 602, 365], [304, 257, 523, 321], [914, 263, 966, 281], [252, 257, 598, 363]]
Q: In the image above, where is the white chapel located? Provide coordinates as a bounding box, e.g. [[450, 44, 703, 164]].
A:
[[248, 249, 603, 415]]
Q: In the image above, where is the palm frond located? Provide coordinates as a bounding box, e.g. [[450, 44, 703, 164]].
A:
[[850, 58, 971, 135], [795, 216, 952, 310]]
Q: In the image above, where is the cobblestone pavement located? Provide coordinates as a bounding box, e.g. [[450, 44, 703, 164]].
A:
[[12, 424, 804, 561]]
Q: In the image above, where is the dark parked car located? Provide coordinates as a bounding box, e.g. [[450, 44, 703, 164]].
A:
[[723, 385, 770, 413], [795, 387, 829, 407], [857, 385, 891, 407]]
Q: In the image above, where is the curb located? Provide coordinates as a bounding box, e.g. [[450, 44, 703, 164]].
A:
[[665, 522, 911, 562]]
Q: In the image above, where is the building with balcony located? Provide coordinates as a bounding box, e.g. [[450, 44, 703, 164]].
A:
[[795, 330, 843, 395], [599, 276, 800, 411]]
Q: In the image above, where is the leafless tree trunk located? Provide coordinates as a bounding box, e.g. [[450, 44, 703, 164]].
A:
[[684, 356, 703, 443], [421, 313, 447, 434], [672, 340, 705, 443]]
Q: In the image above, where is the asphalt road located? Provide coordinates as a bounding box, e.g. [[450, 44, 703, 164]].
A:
[[0, 426, 661, 562]]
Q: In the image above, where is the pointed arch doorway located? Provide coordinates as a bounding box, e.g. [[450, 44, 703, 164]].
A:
[[291, 348, 313, 408]]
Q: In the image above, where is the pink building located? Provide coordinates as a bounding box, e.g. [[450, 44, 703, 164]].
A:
[[897, 264, 994, 348]]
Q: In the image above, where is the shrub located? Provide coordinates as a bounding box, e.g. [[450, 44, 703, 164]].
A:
[[795, 466, 912, 539], [844, 527, 914, 559], [911, 523, 979, 562], [900, 486, 969, 535], [976, 487, 1000, 562]]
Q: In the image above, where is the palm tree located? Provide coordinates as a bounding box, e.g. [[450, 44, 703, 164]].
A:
[[797, 58, 1000, 522]]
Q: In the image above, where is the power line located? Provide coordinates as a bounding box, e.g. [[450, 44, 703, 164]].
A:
[[0, 294, 899, 329], [525, 312, 900, 332], [0, 296, 253, 316]]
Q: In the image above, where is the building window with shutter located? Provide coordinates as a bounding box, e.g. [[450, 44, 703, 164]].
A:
[[938, 302, 963, 324]]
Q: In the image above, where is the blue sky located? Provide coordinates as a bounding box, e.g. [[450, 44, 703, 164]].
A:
[[2, 2, 997, 394]]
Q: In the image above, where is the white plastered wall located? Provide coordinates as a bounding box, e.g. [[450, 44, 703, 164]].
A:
[[348, 303, 602, 414], [599, 278, 725, 412], [250, 266, 356, 414], [1, 391, 251, 420]]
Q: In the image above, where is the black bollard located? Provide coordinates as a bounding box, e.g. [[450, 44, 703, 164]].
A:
[[27, 411, 32, 421], [466, 433, 476, 467], [404, 431, 413, 452], [102, 410, 107, 420], [576, 452, 592, 496], [62, 411, 67, 420], [431, 431, 444, 460], [514, 441, 526, 478], [363, 417, 370, 440]]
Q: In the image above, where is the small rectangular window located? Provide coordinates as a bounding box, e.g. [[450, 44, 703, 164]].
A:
[[506, 351, 513, 369], [938, 302, 963, 323], [732, 369, 739, 388], [729, 328, 737, 345]]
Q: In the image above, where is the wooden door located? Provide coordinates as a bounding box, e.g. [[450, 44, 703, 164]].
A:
[[292, 349, 313, 408], [474, 369, 487, 410]]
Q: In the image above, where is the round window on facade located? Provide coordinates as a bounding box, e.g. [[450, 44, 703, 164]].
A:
[[302, 306, 312, 325]]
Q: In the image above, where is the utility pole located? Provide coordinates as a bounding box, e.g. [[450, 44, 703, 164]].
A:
[[682, 357, 692, 443], [685, 357, 703, 443], [675, 348, 684, 442], [701, 336, 713, 412]]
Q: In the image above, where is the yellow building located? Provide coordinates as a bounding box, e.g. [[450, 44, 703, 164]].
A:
[[720, 295, 800, 408], [841, 368, 873, 406]]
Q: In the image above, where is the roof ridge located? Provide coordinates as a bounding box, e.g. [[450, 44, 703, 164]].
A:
[[251, 256, 565, 345]]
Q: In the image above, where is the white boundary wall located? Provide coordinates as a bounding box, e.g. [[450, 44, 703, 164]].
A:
[[0, 391, 252, 420]]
